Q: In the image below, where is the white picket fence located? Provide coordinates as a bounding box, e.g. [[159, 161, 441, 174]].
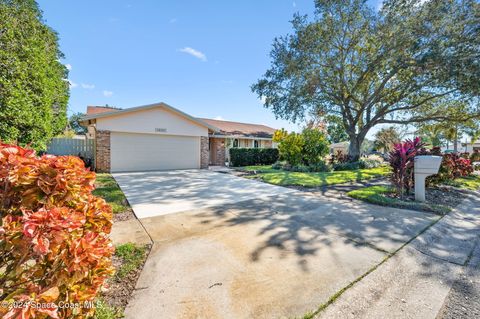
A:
[[47, 137, 95, 162]]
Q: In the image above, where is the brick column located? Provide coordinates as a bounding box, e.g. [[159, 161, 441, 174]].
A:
[[96, 130, 111, 172], [200, 136, 209, 169], [215, 138, 225, 166]]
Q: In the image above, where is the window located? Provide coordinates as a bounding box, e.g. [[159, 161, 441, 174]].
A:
[[254, 140, 259, 148], [233, 139, 239, 148]]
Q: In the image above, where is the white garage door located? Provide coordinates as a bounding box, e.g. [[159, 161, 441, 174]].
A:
[[110, 132, 200, 172]]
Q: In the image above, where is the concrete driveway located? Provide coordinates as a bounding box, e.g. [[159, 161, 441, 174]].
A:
[[115, 170, 439, 319], [113, 170, 294, 218]]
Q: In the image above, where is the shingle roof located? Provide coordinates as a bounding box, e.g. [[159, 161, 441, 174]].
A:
[[198, 118, 276, 138], [86, 106, 122, 115]]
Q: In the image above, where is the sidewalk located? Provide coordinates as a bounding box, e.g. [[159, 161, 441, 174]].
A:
[[316, 192, 480, 319]]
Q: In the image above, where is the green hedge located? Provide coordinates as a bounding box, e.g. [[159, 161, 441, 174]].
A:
[[230, 148, 279, 167]]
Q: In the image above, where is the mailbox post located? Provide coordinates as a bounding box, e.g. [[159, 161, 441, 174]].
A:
[[414, 156, 442, 202]]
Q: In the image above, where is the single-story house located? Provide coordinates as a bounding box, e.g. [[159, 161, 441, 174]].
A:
[[461, 140, 480, 153], [329, 141, 349, 155], [80, 102, 276, 172]]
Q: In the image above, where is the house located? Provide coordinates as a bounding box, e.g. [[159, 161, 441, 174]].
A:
[[80, 102, 277, 172], [461, 140, 480, 153], [329, 141, 349, 155]]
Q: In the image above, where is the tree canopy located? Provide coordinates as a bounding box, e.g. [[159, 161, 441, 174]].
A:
[[325, 115, 348, 144], [374, 126, 401, 153], [0, 0, 69, 150], [69, 112, 87, 135], [252, 0, 480, 160]]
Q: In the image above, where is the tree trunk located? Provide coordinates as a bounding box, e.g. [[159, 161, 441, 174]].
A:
[[453, 126, 458, 153], [348, 135, 364, 161]]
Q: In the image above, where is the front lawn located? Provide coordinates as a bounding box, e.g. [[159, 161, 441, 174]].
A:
[[443, 174, 480, 191], [347, 185, 451, 215], [239, 165, 391, 187], [93, 173, 130, 214]]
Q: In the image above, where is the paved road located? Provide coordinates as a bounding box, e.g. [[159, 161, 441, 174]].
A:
[[116, 170, 438, 319]]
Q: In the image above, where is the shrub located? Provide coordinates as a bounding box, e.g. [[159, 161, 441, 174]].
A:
[[428, 153, 474, 185], [361, 158, 383, 169], [271, 161, 284, 170], [0, 143, 114, 319], [277, 132, 305, 166], [334, 161, 366, 171], [471, 151, 480, 162], [229, 148, 279, 167], [288, 165, 311, 172], [331, 150, 349, 164], [301, 128, 329, 165], [308, 160, 332, 172], [388, 137, 424, 197]]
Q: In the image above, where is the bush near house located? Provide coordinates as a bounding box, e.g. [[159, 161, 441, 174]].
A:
[[230, 148, 279, 167], [274, 128, 330, 168], [0, 143, 114, 319], [471, 150, 480, 162]]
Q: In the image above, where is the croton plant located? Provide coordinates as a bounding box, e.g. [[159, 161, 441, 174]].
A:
[[0, 143, 114, 318]]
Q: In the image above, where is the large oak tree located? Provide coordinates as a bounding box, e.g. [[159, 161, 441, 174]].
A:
[[0, 0, 69, 150], [253, 0, 480, 160]]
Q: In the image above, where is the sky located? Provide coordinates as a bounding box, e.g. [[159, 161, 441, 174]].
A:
[[38, 0, 382, 134]]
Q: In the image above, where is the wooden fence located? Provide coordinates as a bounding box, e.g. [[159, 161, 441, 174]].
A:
[[47, 138, 95, 165]]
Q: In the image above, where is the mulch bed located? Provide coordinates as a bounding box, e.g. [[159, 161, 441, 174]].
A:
[[386, 186, 469, 212], [101, 244, 152, 310]]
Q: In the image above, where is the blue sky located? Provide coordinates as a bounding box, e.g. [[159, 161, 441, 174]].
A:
[[38, 0, 381, 133]]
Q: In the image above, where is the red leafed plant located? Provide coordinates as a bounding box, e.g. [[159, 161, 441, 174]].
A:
[[419, 151, 474, 185], [389, 137, 425, 197], [0, 143, 114, 319]]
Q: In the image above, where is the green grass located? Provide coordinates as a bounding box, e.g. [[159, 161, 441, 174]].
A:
[[239, 165, 391, 187], [93, 174, 129, 214], [94, 299, 122, 319], [115, 243, 149, 279], [444, 174, 480, 190], [347, 185, 450, 215]]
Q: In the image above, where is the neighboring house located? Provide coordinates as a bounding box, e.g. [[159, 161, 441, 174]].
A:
[[461, 140, 480, 153], [330, 141, 349, 155], [80, 102, 276, 172]]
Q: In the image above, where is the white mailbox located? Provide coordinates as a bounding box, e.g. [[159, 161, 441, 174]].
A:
[[414, 155, 442, 202]]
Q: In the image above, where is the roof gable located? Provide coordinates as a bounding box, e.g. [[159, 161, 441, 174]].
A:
[[82, 102, 218, 131]]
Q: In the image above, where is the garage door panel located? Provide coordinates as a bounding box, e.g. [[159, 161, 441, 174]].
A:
[[110, 132, 200, 172]]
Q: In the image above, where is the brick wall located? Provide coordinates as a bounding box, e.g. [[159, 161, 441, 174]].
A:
[[200, 136, 209, 169], [211, 138, 226, 166], [96, 130, 111, 172]]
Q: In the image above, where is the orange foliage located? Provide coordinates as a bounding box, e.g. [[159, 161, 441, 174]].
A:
[[0, 143, 114, 318]]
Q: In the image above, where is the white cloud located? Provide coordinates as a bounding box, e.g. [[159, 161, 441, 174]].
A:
[[260, 96, 267, 105], [213, 116, 226, 121], [68, 80, 77, 88], [81, 83, 95, 89], [179, 47, 207, 62], [65, 64, 72, 71], [103, 90, 113, 97]]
